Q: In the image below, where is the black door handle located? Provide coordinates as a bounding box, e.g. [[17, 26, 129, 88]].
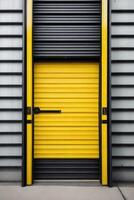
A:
[[34, 107, 61, 114]]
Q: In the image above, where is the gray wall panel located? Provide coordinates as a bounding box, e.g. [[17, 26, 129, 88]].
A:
[[0, 76, 22, 85], [112, 135, 134, 144], [112, 13, 134, 23], [112, 76, 134, 85], [112, 38, 134, 48], [111, 0, 134, 183], [112, 26, 134, 35], [0, 51, 22, 60], [113, 159, 134, 167], [0, 88, 22, 97], [0, 147, 21, 156], [112, 100, 134, 108], [113, 170, 134, 182], [0, 39, 22, 48], [112, 51, 134, 61], [0, 135, 22, 144], [0, 63, 22, 73], [0, 26, 22, 35], [112, 124, 134, 132], [0, 112, 22, 120], [0, 124, 22, 132], [0, 13, 22, 22], [112, 88, 134, 97], [112, 112, 134, 121], [112, 0, 134, 10], [112, 147, 134, 157], [0, 0, 23, 182], [0, 159, 21, 167], [0, 100, 22, 108], [0, 0, 22, 9], [0, 170, 21, 182], [112, 63, 134, 73]]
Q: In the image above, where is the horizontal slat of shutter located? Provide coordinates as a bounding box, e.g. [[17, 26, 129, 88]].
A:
[[33, 0, 101, 60], [34, 159, 99, 180]]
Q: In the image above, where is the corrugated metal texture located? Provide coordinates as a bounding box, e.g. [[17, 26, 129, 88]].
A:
[[33, 0, 101, 60], [34, 62, 99, 159], [111, 0, 134, 182], [34, 159, 99, 180], [0, 0, 23, 182]]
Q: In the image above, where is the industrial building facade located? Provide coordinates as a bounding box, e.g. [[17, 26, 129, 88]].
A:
[[0, 0, 134, 186]]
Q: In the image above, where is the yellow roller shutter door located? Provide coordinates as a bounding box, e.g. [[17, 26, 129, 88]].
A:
[[34, 62, 99, 159]]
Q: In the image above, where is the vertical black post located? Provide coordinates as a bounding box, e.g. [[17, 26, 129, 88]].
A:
[[108, 0, 113, 187]]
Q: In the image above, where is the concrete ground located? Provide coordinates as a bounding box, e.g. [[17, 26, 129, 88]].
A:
[[0, 182, 134, 200]]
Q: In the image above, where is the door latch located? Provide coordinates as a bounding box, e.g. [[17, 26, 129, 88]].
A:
[[102, 107, 107, 115], [34, 107, 61, 114], [27, 107, 32, 115]]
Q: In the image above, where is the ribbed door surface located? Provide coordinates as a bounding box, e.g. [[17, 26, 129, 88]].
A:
[[34, 62, 99, 179], [33, 0, 101, 60]]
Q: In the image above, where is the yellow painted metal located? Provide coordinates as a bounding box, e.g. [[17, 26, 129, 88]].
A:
[[35, 62, 98, 73], [34, 62, 99, 159], [101, 0, 108, 185], [102, 124, 108, 184], [26, 0, 33, 185], [26, 124, 32, 185]]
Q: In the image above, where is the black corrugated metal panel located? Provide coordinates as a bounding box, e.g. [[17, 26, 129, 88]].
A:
[[33, 0, 101, 60], [34, 159, 99, 180]]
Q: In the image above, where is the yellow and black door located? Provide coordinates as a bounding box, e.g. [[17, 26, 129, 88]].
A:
[[34, 62, 99, 179], [26, 0, 108, 185]]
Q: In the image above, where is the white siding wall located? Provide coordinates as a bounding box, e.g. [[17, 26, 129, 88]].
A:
[[111, 0, 134, 182], [0, 0, 23, 182]]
